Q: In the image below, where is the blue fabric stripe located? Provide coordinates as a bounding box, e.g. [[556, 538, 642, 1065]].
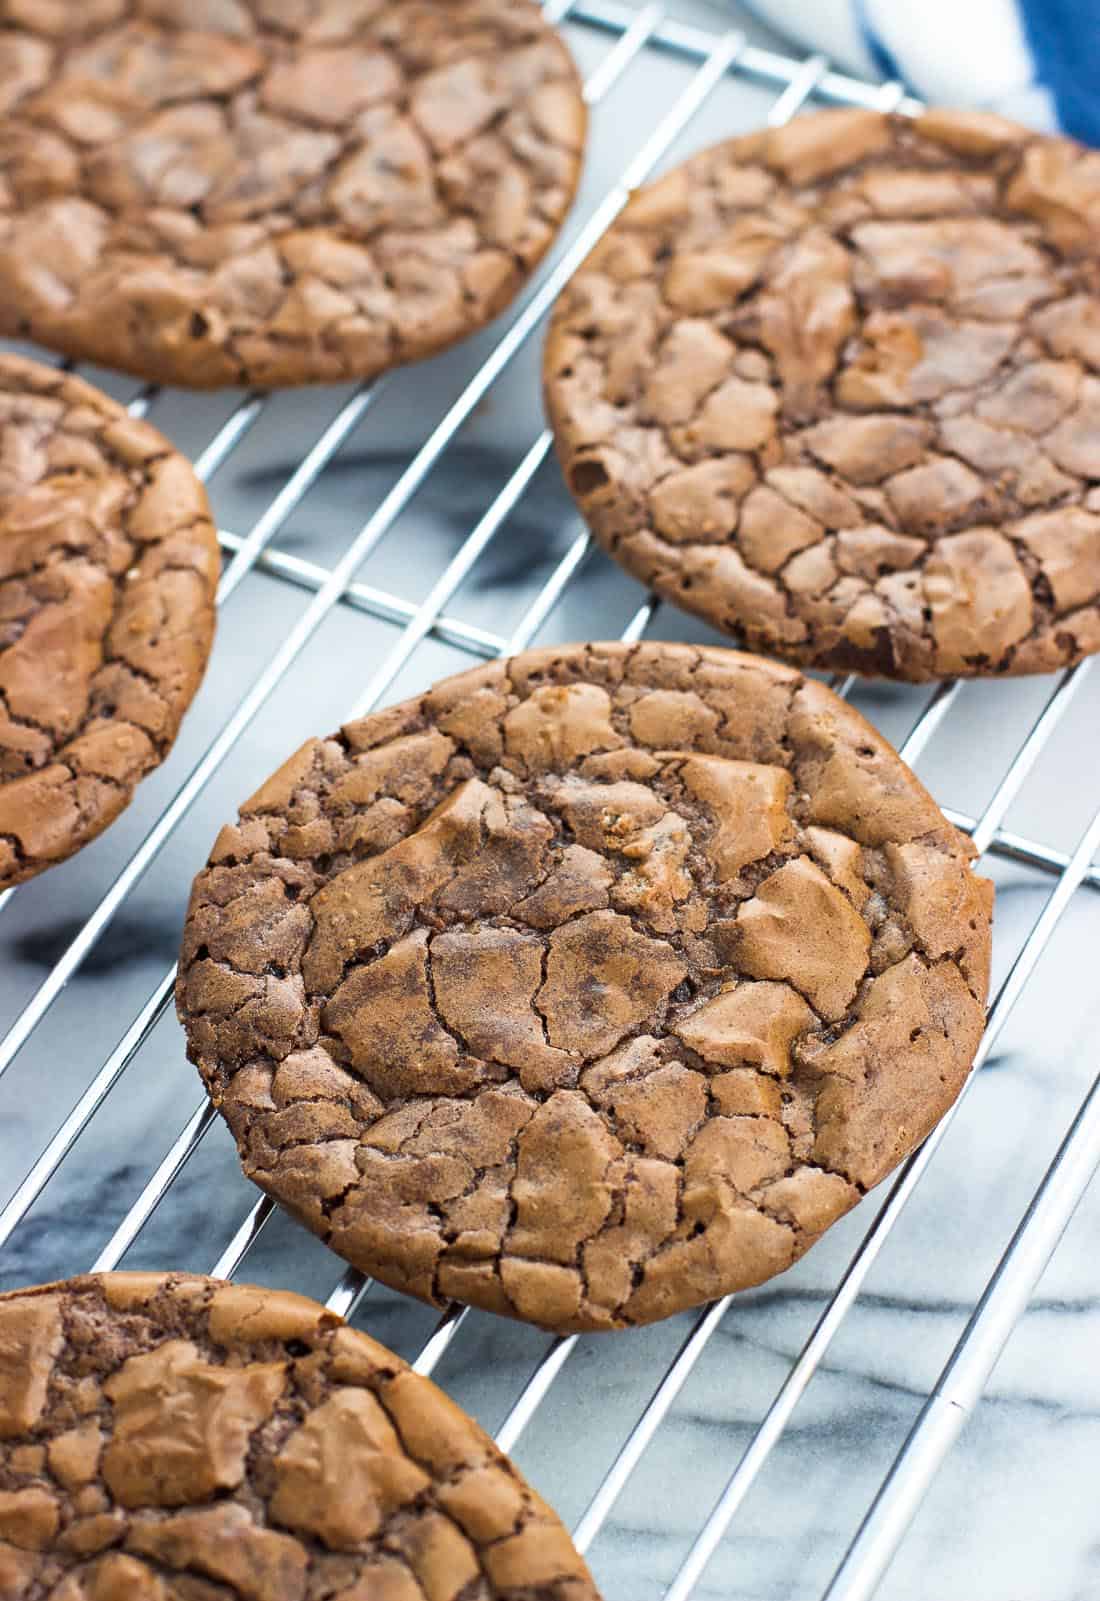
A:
[[1018, 0, 1100, 145], [853, 0, 905, 84]]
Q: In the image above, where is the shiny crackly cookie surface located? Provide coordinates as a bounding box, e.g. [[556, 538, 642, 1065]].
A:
[[0, 1273, 601, 1599], [0, 0, 585, 388], [546, 109, 1100, 680], [178, 643, 992, 1333], [0, 355, 218, 887]]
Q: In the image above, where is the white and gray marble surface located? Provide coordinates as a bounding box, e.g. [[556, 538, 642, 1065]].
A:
[[1, 5, 1098, 1598]]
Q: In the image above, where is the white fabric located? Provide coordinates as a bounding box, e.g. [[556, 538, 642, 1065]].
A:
[[862, 0, 1036, 103], [731, 0, 879, 76], [728, 0, 1058, 131]]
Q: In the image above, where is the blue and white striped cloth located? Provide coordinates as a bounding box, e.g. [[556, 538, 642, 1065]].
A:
[[734, 0, 1099, 144]]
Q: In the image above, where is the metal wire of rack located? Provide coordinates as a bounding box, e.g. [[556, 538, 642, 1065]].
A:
[[2, 4, 1100, 1598]]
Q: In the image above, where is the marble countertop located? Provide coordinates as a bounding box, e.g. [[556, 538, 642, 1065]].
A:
[[1, 5, 1098, 1598]]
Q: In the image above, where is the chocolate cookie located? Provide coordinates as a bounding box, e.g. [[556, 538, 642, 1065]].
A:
[[545, 109, 1100, 680], [0, 355, 219, 888], [0, 1272, 601, 1599], [0, 1, 586, 390], [178, 642, 992, 1333]]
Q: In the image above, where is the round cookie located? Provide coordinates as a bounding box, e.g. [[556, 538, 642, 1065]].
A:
[[0, 1272, 601, 1599], [178, 642, 992, 1333], [0, 0, 586, 390], [545, 109, 1100, 680], [0, 355, 219, 888]]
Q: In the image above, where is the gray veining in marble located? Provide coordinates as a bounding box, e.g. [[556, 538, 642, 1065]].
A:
[[0, 5, 1098, 1598]]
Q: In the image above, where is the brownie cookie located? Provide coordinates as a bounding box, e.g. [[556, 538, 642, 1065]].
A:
[[0, 1272, 601, 1600], [178, 643, 992, 1333], [545, 109, 1100, 680], [0, 1, 586, 390], [0, 355, 218, 888]]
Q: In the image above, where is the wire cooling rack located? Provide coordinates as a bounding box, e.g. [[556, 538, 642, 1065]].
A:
[[2, 5, 1100, 1598]]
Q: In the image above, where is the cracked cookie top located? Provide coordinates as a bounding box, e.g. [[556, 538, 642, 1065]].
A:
[[0, 0, 586, 389], [545, 109, 1100, 680], [178, 643, 992, 1333], [0, 355, 218, 887], [0, 1272, 601, 1600]]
